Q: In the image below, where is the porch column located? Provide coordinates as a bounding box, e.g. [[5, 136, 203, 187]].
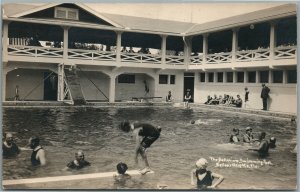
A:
[[256, 70, 260, 83], [269, 21, 277, 61], [160, 35, 167, 65], [57, 64, 65, 101], [233, 71, 237, 83], [232, 28, 239, 63], [268, 70, 273, 84], [214, 72, 217, 83], [3, 21, 9, 62], [244, 70, 248, 84], [109, 75, 116, 102], [2, 69, 7, 101], [183, 37, 192, 68], [116, 31, 122, 64], [202, 33, 209, 64], [205, 72, 208, 83], [63, 27, 69, 62], [282, 69, 287, 84]]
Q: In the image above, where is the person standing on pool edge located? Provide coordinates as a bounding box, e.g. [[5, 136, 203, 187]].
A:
[[261, 83, 270, 110], [119, 120, 161, 174]]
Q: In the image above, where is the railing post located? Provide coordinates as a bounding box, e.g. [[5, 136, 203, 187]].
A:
[[116, 31, 122, 64], [202, 33, 209, 65], [232, 28, 239, 63], [160, 35, 167, 66], [269, 21, 277, 62], [2, 68, 7, 101]]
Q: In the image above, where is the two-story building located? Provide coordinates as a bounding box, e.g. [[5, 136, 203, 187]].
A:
[[2, 3, 297, 113]]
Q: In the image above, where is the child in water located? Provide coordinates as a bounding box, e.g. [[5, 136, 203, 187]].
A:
[[113, 162, 131, 182], [191, 158, 224, 190]]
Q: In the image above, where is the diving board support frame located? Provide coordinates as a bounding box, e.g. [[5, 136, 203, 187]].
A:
[[3, 170, 154, 186]]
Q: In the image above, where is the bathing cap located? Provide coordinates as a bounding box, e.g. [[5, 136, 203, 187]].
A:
[[117, 162, 128, 174], [191, 120, 195, 124], [246, 127, 252, 131], [75, 150, 84, 157], [119, 120, 131, 132], [196, 158, 208, 169]]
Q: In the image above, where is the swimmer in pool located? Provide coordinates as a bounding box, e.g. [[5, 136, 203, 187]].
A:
[[65, 150, 91, 170], [229, 128, 240, 143], [247, 132, 269, 158], [29, 136, 46, 166], [243, 127, 255, 143], [119, 120, 161, 174], [3, 132, 20, 158], [113, 162, 131, 182], [191, 158, 224, 189]]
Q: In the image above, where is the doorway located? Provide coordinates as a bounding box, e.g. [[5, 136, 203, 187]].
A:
[[43, 72, 58, 101], [183, 72, 195, 102]]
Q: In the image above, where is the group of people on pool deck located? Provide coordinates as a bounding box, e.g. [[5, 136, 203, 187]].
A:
[[229, 127, 276, 157], [205, 94, 243, 108]]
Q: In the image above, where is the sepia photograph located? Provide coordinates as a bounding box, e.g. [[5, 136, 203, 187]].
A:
[[1, 1, 298, 190]]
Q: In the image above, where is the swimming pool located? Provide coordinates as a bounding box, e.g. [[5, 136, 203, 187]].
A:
[[2, 106, 297, 190]]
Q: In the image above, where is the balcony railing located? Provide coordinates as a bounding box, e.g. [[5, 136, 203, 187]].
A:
[[236, 48, 270, 62], [275, 46, 297, 59], [121, 52, 161, 64], [7, 45, 297, 66]]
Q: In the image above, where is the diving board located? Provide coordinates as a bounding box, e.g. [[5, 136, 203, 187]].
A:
[[3, 170, 154, 186]]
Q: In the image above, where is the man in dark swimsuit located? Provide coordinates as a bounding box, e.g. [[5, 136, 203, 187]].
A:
[[248, 132, 269, 158], [3, 132, 20, 158], [119, 120, 161, 174], [29, 137, 46, 166], [66, 150, 91, 170]]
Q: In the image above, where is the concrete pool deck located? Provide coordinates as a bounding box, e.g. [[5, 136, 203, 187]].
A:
[[2, 101, 296, 119]]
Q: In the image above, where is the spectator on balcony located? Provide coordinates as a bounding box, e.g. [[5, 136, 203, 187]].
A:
[[14, 85, 20, 101], [145, 48, 151, 54], [261, 83, 270, 110], [121, 46, 128, 53], [28, 35, 42, 46], [235, 95, 242, 108], [128, 47, 135, 53]]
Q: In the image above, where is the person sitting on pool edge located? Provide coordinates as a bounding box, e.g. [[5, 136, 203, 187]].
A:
[[229, 128, 240, 143], [166, 91, 173, 102], [113, 162, 131, 182], [29, 136, 46, 166], [65, 150, 91, 170], [191, 158, 224, 190], [269, 137, 276, 149], [119, 120, 161, 174], [247, 132, 269, 158]]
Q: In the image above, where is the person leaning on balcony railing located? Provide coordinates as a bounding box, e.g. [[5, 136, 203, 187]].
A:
[[121, 46, 128, 53], [128, 47, 135, 53]]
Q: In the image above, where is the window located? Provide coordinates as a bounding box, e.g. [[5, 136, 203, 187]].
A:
[[208, 73, 214, 82], [159, 74, 168, 84], [170, 75, 176, 84], [248, 71, 256, 83], [287, 69, 297, 83], [118, 74, 135, 84], [237, 72, 244, 83], [199, 73, 205, 82], [55, 7, 79, 20], [217, 72, 223, 82], [226, 72, 233, 83], [273, 70, 283, 83], [260, 71, 269, 83]]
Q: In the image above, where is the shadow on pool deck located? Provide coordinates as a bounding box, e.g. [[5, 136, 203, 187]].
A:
[[2, 101, 296, 119]]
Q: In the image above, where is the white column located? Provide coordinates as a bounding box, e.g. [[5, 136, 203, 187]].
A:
[[256, 70, 260, 83], [205, 72, 208, 83], [232, 28, 239, 63], [223, 72, 226, 83], [2, 69, 7, 101], [233, 71, 237, 83], [268, 70, 272, 84], [183, 37, 192, 68], [282, 69, 287, 84], [269, 21, 277, 60], [202, 33, 209, 64], [244, 71, 248, 84], [214, 72, 217, 83], [63, 27, 69, 62], [161, 35, 167, 65], [2, 21, 9, 62], [57, 64, 65, 101], [109, 75, 116, 102], [116, 31, 122, 64]]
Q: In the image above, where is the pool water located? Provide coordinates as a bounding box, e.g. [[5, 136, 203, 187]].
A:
[[2, 106, 297, 190]]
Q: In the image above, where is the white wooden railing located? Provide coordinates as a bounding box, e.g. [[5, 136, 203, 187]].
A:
[[275, 46, 297, 59], [236, 49, 270, 62], [206, 52, 232, 64], [165, 55, 185, 65], [8, 45, 63, 58], [7, 45, 297, 66], [68, 49, 116, 61], [190, 55, 203, 65], [121, 52, 161, 64]]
